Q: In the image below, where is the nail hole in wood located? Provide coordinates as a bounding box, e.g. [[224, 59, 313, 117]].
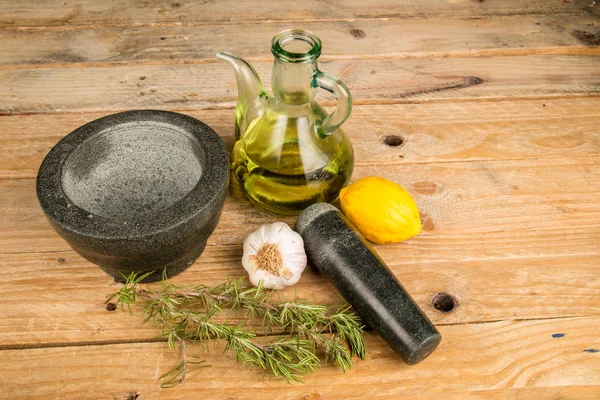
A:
[[432, 293, 456, 313], [382, 135, 404, 147], [350, 29, 366, 38], [58, 257, 66, 263], [105, 302, 117, 311]]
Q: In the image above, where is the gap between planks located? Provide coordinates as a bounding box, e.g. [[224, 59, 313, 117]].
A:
[[1, 46, 599, 72], [2, 244, 600, 260], [0, 12, 594, 32], [6, 154, 600, 181], [0, 315, 595, 351], [3, 94, 600, 118]]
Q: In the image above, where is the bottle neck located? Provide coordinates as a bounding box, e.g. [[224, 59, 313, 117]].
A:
[[271, 59, 318, 105]]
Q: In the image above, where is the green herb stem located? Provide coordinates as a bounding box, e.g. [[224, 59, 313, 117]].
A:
[[107, 272, 366, 387]]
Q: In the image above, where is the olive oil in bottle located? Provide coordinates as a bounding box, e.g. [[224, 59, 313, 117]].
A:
[[232, 104, 354, 215]]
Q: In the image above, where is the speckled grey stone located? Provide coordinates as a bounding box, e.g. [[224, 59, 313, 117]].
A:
[[37, 110, 229, 283], [295, 203, 441, 364]]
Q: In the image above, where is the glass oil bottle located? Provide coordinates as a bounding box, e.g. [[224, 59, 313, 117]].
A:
[[218, 30, 354, 214]]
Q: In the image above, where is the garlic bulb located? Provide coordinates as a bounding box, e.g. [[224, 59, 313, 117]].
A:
[[242, 222, 307, 290]]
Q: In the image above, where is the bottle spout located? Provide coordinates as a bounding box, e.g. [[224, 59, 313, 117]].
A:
[[217, 51, 265, 94], [217, 51, 267, 138]]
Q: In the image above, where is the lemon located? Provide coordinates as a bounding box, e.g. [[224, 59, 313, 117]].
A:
[[339, 176, 422, 244]]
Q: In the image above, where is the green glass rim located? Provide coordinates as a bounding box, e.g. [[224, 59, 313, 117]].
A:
[[271, 29, 322, 63]]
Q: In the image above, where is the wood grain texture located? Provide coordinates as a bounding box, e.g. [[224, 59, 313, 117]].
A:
[[2, 14, 599, 68], [0, 249, 598, 347], [355, 387, 600, 400], [1, 0, 599, 396], [3, 156, 599, 253], [1, 317, 599, 399], [2, 55, 599, 115], [0, 0, 595, 29], [2, 98, 599, 179]]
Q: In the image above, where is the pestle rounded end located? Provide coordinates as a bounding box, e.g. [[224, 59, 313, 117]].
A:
[[404, 332, 442, 365]]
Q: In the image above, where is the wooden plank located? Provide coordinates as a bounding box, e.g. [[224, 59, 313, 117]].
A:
[[346, 387, 600, 400], [1, 55, 599, 115], [2, 98, 600, 179], [2, 15, 599, 68], [2, 156, 599, 253], [1, 317, 599, 399], [0, 0, 594, 29], [0, 248, 598, 346], [1, 1, 597, 398]]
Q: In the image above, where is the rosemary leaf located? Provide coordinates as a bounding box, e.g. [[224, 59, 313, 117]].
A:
[[108, 272, 366, 386]]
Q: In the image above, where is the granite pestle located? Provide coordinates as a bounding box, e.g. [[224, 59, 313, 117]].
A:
[[295, 203, 441, 364]]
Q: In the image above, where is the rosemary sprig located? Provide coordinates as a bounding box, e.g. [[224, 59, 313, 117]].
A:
[[107, 272, 366, 387]]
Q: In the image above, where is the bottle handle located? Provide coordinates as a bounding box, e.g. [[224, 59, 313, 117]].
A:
[[314, 70, 352, 138]]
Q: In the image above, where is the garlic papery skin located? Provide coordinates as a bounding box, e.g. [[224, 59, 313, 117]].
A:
[[242, 222, 307, 290]]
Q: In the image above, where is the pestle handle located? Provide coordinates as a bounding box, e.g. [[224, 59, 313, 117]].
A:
[[295, 203, 441, 365]]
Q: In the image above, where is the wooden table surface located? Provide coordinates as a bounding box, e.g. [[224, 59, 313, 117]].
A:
[[1, 1, 600, 399]]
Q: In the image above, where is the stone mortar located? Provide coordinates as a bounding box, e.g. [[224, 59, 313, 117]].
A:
[[37, 110, 229, 282]]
